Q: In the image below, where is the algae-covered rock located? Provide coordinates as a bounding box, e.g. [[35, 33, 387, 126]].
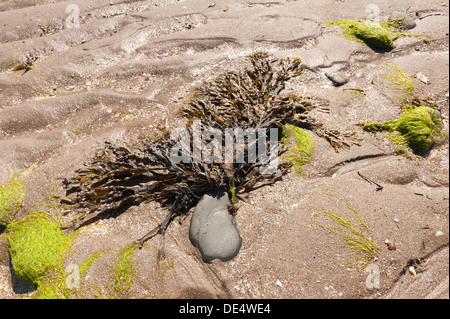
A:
[[189, 192, 242, 263], [389, 11, 417, 30], [352, 21, 395, 51], [7, 211, 73, 286], [360, 106, 446, 155], [325, 18, 426, 51], [325, 20, 395, 51]]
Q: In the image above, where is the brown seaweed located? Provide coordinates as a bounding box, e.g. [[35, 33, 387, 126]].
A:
[[61, 52, 360, 256]]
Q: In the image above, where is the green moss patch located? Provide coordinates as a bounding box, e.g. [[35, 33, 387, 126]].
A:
[[0, 174, 25, 226], [324, 19, 426, 51], [7, 211, 73, 287], [360, 106, 445, 155], [281, 124, 314, 174]]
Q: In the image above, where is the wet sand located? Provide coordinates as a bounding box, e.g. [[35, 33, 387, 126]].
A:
[[0, 0, 448, 299]]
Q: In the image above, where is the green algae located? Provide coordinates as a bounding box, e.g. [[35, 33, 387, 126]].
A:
[[79, 249, 108, 277], [324, 19, 427, 51], [311, 185, 379, 270], [325, 20, 394, 50], [34, 248, 109, 299], [0, 174, 25, 226], [36, 244, 138, 299], [228, 188, 237, 204], [7, 211, 73, 287], [281, 124, 314, 174], [158, 257, 175, 298], [2, 178, 139, 298], [31, 242, 136, 299], [111, 244, 139, 298], [367, 65, 447, 156], [384, 64, 415, 101], [360, 106, 445, 155], [311, 209, 379, 269]]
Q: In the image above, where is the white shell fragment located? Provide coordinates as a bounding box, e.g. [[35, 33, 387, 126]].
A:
[[416, 72, 430, 84]]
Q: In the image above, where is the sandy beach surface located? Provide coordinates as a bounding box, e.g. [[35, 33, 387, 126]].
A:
[[0, 0, 448, 299]]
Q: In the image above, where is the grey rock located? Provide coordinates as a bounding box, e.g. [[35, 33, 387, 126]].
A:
[[325, 72, 348, 87], [189, 191, 229, 247], [389, 11, 417, 30], [197, 209, 242, 263], [189, 191, 242, 263], [402, 18, 417, 30]]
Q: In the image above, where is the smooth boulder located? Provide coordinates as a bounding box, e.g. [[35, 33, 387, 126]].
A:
[[189, 191, 242, 263]]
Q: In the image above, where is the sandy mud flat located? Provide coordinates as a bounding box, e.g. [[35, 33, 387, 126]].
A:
[[0, 0, 448, 299]]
